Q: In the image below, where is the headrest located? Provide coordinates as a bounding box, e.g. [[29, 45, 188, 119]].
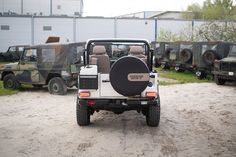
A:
[[93, 46, 106, 55], [129, 46, 144, 55]]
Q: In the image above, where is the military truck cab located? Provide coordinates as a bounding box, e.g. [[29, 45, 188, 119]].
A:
[[0, 42, 85, 95], [76, 39, 160, 127], [213, 44, 236, 85]]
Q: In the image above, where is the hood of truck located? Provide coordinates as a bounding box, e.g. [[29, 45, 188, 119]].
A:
[[0, 62, 19, 71], [220, 57, 236, 63]]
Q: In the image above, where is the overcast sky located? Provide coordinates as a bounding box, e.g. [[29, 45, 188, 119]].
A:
[[83, 0, 206, 17]]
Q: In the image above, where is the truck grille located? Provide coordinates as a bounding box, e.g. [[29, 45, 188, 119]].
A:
[[221, 63, 236, 72]]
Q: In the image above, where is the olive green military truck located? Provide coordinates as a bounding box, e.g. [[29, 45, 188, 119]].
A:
[[0, 42, 85, 95], [213, 44, 236, 85]]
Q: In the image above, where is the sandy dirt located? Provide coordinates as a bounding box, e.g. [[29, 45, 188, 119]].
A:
[[0, 83, 236, 157]]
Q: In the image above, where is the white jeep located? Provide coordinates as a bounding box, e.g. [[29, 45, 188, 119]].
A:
[[76, 39, 160, 127]]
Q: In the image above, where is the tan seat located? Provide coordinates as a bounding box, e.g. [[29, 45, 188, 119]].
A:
[[129, 46, 147, 63], [90, 45, 110, 73]]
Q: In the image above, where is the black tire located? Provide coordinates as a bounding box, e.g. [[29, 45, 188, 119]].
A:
[[109, 56, 149, 96], [146, 102, 160, 127], [196, 71, 207, 80], [3, 73, 20, 89], [76, 100, 90, 126], [180, 49, 192, 63], [202, 50, 218, 66], [161, 63, 170, 69], [214, 75, 226, 85], [48, 77, 67, 95], [175, 66, 185, 72]]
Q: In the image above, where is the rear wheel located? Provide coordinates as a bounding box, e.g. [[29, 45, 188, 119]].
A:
[[3, 74, 20, 89], [146, 102, 160, 127], [196, 71, 207, 80], [161, 63, 170, 69], [48, 77, 67, 95], [76, 100, 90, 126], [215, 75, 226, 85], [175, 66, 185, 72]]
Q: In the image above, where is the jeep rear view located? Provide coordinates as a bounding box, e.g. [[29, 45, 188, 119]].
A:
[[76, 39, 160, 127]]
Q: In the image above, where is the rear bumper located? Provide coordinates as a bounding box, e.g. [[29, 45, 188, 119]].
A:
[[78, 98, 159, 111]]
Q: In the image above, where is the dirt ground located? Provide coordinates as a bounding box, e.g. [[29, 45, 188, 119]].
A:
[[0, 83, 236, 157]]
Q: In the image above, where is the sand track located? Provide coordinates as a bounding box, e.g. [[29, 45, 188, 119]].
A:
[[0, 83, 236, 157]]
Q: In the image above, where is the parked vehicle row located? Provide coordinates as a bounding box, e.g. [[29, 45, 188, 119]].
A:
[[151, 41, 235, 81]]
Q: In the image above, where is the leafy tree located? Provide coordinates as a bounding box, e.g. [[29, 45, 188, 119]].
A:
[[182, 3, 203, 19], [182, 0, 235, 20]]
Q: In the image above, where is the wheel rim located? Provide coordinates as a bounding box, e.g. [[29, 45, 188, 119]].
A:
[[175, 66, 180, 71], [196, 71, 201, 77], [6, 79, 14, 88], [52, 83, 60, 93]]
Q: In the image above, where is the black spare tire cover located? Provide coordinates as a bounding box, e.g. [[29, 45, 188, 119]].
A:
[[110, 56, 150, 96], [202, 50, 218, 65], [180, 48, 192, 63]]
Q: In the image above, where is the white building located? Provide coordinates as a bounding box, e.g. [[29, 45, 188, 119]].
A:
[[0, 0, 84, 16], [117, 11, 186, 20]]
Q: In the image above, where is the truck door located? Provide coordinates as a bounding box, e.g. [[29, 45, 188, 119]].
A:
[[17, 48, 39, 83]]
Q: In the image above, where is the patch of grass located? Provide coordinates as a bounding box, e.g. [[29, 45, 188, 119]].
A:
[[0, 81, 18, 96], [156, 68, 213, 84], [159, 81, 180, 86]]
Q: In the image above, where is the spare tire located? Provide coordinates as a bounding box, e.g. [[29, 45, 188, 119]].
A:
[[202, 50, 218, 65], [180, 48, 192, 63], [110, 56, 150, 96]]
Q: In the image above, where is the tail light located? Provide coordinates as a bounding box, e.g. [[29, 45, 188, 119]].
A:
[[79, 91, 90, 97], [146, 92, 157, 98]]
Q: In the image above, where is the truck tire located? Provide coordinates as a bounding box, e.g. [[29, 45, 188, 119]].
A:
[[146, 102, 160, 127], [3, 73, 20, 89], [180, 49, 192, 63], [76, 101, 90, 126], [48, 77, 67, 95], [110, 56, 149, 96], [196, 70, 207, 80], [203, 50, 219, 65], [214, 75, 225, 85], [161, 63, 170, 69], [175, 66, 185, 72]]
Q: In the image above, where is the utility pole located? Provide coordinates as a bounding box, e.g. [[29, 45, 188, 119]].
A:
[[2, 0, 4, 13], [21, 0, 23, 14], [50, 0, 52, 16]]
